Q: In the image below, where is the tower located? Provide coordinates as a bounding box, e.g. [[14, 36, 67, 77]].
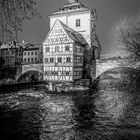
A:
[[49, 0, 99, 50]]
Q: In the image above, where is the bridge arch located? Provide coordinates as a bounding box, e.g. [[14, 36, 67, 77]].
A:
[[16, 69, 43, 82], [96, 66, 132, 79], [95, 58, 138, 78], [91, 66, 138, 89]]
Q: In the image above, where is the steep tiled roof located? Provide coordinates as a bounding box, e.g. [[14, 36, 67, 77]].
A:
[[59, 20, 88, 46], [0, 41, 41, 51], [24, 43, 40, 51]]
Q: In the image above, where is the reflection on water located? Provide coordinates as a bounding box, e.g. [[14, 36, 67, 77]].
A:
[[0, 86, 140, 140], [40, 93, 75, 140]]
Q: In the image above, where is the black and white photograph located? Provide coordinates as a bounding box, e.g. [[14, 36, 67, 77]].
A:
[[0, 0, 140, 139]]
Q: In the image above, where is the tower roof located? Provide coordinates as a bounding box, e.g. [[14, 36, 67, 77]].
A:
[[50, 0, 92, 16]]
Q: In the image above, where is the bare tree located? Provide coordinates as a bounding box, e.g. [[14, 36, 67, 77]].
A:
[[0, 0, 40, 44], [112, 11, 140, 60]]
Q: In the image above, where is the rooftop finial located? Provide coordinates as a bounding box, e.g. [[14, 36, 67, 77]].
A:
[[69, 0, 78, 3]]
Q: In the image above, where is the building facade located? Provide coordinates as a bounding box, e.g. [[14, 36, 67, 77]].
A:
[[0, 42, 17, 67], [23, 43, 41, 64], [43, 0, 100, 83], [43, 20, 87, 82]]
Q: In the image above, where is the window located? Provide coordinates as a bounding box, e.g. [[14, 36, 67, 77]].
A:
[[46, 71, 51, 76], [28, 52, 30, 55], [11, 50, 14, 54], [2, 51, 4, 55], [28, 58, 30, 61], [51, 71, 58, 76], [66, 72, 70, 76], [31, 52, 33, 55], [35, 51, 37, 55], [24, 58, 26, 62], [24, 52, 26, 56], [45, 58, 49, 63], [50, 58, 54, 63], [55, 46, 59, 52], [31, 58, 34, 61], [74, 71, 80, 76], [45, 71, 48, 75], [76, 19, 80, 27], [50, 71, 58, 76], [58, 57, 62, 63], [46, 47, 50, 52], [66, 57, 71, 63], [65, 45, 69, 51], [35, 58, 37, 61], [51, 71, 54, 75], [79, 57, 83, 63], [75, 46, 80, 52]]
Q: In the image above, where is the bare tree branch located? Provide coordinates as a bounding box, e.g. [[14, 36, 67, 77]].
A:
[[0, 0, 40, 44], [112, 13, 140, 60]]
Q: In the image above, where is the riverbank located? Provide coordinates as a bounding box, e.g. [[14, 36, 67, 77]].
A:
[[0, 81, 46, 93], [0, 79, 16, 86]]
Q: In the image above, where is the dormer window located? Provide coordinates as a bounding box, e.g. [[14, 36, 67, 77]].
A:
[[76, 19, 80, 27]]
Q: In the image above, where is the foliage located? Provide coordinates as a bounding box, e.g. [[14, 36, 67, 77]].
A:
[[0, 0, 40, 43], [112, 11, 140, 59]]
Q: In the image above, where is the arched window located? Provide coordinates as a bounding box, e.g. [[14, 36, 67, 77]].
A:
[[76, 19, 80, 27]]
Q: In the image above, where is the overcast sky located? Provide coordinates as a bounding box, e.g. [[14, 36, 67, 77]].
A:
[[19, 0, 140, 54]]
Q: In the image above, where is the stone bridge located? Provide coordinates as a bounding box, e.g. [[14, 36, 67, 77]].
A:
[[16, 63, 43, 81], [95, 58, 140, 78]]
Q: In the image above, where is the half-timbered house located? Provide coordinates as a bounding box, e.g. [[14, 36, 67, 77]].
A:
[[43, 20, 87, 83], [43, 0, 101, 84]]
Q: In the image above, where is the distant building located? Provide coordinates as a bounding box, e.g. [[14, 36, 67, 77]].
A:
[[23, 43, 41, 64], [15, 41, 27, 66], [0, 41, 42, 67], [43, 0, 101, 83], [0, 42, 17, 67]]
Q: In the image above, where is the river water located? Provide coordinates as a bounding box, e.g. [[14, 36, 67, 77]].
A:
[[0, 85, 140, 140]]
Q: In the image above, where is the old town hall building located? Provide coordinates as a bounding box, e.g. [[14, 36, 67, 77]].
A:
[[43, 0, 100, 83]]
